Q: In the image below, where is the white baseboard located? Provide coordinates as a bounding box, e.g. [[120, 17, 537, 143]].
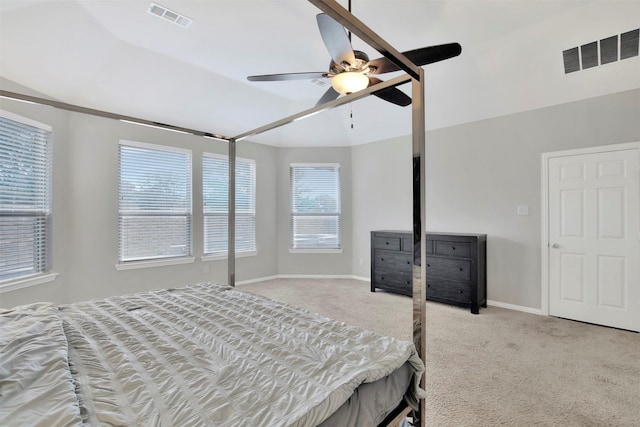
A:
[[235, 275, 279, 286], [276, 274, 358, 280], [0, 272, 59, 294], [236, 274, 370, 286], [487, 300, 543, 315]]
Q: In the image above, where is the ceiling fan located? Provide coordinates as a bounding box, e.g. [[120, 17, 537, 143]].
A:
[[247, 13, 462, 107]]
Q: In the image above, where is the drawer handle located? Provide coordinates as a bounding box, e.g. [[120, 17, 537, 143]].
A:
[[407, 261, 410, 265], [458, 289, 463, 294], [452, 246, 456, 250], [459, 267, 463, 271], [386, 241, 390, 245], [427, 264, 431, 267], [381, 258, 384, 261]]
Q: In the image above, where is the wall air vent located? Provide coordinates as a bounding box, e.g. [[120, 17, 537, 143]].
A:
[[621, 28, 640, 59], [148, 2, 193, 28], [563, 28, 638, 74], [580, 42, 598, 69]]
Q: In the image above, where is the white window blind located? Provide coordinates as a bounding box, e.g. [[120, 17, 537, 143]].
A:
[[118, 141, 192, 263], [0, 110, 52, 281], [203, 153, 256, 256], [290, 163, 341, 250]]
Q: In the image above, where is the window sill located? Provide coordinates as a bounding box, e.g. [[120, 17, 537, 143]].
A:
[[115, 257, 195, 271], [0, 272, 59, 294], [201, 251, 258, 262], [289, 248, 343, 254]]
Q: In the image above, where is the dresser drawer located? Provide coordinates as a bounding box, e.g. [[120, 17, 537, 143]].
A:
[[373, 271, 412, 294], [426, 257, 471, 281], [373, 236, 401, 251], [373, 251, 412, 272], [401, 237, 413, 253], [434, 240, 471, 258], [425, 239, 434, 255], [427, 279, 472, 304]]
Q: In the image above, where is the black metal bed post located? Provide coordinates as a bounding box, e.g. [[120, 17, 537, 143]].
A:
[[412, 68, 426, 427], [228, 138, 236, 287], [306, 2, 428, 424]]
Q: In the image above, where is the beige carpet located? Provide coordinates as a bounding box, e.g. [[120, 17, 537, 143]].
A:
[[238, 278, 640, 427]]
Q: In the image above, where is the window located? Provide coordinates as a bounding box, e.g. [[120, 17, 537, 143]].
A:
[[118, 140, 192, 263], [203, 153, 256, 257], [0, 110, 52, 282], [290, 163, 341, 250]]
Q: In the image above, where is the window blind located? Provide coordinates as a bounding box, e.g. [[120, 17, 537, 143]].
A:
[[118, 141, 192, 262], [290, 163, 341, 250], [203, 153, 256, 256], [0, 111, 52, 281]]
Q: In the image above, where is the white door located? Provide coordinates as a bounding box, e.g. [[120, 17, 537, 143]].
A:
[[547, 146, 640, 332]]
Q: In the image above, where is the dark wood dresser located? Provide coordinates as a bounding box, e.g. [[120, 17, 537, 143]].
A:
[[371, 230, 487, 314], [370, 230, 414, 297]]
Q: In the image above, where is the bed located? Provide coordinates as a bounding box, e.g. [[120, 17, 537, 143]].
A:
[[0, 1, 433, 424], [0, 282, 425, 426]]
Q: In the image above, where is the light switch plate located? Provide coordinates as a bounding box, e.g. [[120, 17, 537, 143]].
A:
[[517, 205, 529, 216]]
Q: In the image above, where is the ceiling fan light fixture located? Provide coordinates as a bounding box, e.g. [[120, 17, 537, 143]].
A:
[[331, 72, 369, 95]]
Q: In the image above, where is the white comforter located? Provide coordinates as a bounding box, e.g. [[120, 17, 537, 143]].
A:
[[1, 283, 425, 426]]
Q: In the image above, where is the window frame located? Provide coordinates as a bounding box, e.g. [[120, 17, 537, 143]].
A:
[[0, 109, 56, 290], [202, 152, 257, 260], [116, 139, 194, 270], [289, 162, 342, 253]]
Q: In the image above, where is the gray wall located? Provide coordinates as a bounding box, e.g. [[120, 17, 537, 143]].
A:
[[1, 81, 638, 311], [276, 147, 353, 276], [0, 90, 279, 307], [0, 81, 352, 307], [351, 135, 412, 279], [351, 89, 640, 310]]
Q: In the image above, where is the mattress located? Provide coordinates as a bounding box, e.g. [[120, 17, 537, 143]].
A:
[[0, 282, 425, 426]]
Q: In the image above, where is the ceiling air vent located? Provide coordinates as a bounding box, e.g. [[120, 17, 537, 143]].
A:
[[563, 28, 638, 74], [148, 2, 193, 28]]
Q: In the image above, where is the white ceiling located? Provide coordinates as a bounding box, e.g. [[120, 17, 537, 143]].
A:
[[0, 0, 638, 147]]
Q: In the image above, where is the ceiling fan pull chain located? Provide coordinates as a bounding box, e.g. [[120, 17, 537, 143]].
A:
[[350, 105, 354, 129]]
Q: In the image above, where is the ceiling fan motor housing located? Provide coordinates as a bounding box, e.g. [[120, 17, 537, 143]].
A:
[[330, 50, 371, 74]]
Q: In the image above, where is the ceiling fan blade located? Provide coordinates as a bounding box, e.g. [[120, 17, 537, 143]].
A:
[[368, 77, 411, 107], [247, 72, 328, 82], [368, 42, 462, 74], [315, 87, 340, 106], [317, 13, 355, 66]]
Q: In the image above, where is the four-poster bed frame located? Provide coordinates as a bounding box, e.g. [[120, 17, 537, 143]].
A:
[[0, 1, 431, 424]]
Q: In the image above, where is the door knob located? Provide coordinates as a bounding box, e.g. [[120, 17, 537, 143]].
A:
[[551, 243, 560, 248]]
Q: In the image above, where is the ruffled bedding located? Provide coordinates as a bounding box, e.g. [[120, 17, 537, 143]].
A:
[[0, 303, 82, 427], [1, 283, 425, 426]]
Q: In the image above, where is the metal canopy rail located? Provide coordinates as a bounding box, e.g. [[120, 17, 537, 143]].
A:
[[232, 74, 411, 141], [309, 0, 422, 80], [0, 90, 230, 141]]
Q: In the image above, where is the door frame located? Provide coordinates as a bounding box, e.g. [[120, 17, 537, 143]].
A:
[[540, 141, 640, 316]]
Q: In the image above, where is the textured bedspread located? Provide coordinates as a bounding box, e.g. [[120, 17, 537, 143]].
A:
[[1, 283, 425, 426]]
